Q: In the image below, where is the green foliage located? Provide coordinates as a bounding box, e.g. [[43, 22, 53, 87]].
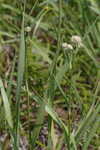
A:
[[0, 0, 99, 149]]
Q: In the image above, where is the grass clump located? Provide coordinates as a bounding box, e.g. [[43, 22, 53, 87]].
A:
[[0, 0, 100, 150]]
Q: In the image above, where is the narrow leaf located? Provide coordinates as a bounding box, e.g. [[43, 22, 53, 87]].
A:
[[0, 78, 13, 129]]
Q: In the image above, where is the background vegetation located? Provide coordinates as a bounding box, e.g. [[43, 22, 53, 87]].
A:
[[0, 0, 100, 150]]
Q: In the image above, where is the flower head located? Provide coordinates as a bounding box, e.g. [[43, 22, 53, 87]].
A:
[[25, 26, 31, 32], [71, 35, 84, 48], [62, 43, 73, 50]]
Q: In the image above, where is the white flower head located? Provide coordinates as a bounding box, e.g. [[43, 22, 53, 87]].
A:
[[25, 26, 31, 32], [71, 35, 82, 43], [62, 42, 73, 50], [71, 35, 84, 48]]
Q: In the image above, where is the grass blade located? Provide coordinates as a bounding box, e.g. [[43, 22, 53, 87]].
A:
[[0, 78, 13, 129], [15, 13, 25, 149], [75, 103, 100, 143], [31, 99, 45, 149], [45, 104, 77, 150], [7, 54, 16, 98], [83, 117, 100, 150]]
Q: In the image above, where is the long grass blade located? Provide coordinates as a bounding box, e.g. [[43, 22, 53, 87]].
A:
[[15, 13, 25, 149], [0, 78, 13, 129]]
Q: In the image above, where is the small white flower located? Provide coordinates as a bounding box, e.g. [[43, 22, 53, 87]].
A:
[[25, 26, 31, 32], [71, 35, 82, 43], [62, 43, 73, 50], [71, 35, 84, 48]]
